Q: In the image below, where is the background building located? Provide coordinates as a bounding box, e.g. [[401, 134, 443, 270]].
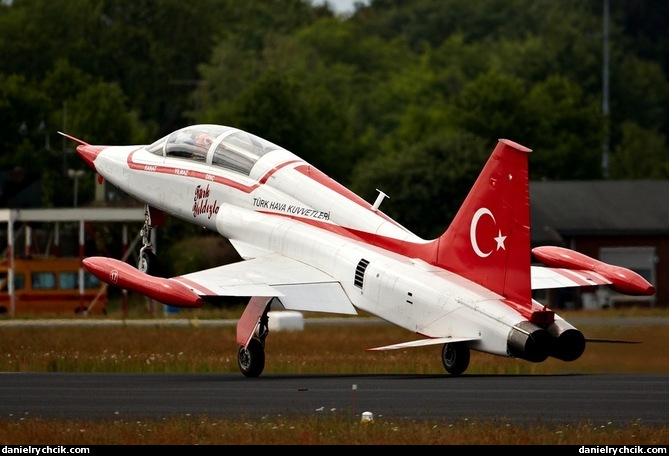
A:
[[531, 180, 669, 309]]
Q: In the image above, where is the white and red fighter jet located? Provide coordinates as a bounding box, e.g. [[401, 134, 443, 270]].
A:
[[60, 124, 655, 377]]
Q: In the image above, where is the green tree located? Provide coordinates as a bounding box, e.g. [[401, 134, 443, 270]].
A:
[[610, 122, 669, 179], [522, 76, 602, 180], [0, 74, 49, 169], [350, 130, 489, 238], [221, 70, 354, 181], [0, 0, 667, 216], [610, 56, 669, 143], [452, 71, 529, 141]]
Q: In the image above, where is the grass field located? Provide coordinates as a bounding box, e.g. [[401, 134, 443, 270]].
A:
[[1, 304, 668, 444]]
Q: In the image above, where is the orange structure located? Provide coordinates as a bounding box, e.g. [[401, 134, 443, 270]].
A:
[[0, 256, 107, 315], [0, 208, 145, 316]]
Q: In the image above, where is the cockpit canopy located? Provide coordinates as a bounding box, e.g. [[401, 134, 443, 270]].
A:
[[146, 124, 284, 175]]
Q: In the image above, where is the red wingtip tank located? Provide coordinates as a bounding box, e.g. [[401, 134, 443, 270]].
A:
[[83, 256, 204, 308]]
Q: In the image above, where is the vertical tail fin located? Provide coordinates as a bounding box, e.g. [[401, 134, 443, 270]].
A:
[[434, 139, 533, 306]]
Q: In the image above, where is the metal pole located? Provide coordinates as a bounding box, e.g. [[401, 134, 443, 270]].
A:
[[78, 219, 85, 314], [7, 212, 14, 316], [602, 0, 610, 178]]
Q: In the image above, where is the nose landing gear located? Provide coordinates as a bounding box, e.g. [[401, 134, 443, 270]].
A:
[[137, 205, 164, 276], [138, 245, 159, 276]]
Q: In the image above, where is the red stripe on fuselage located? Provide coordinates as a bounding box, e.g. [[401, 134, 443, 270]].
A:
[[125, 149, 434, 262], [293, 165, 400, 226], [126, 150, 301, 194]]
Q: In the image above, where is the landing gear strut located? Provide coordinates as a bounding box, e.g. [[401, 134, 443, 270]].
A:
[[137, 205, 162, 276], [238, 301, 271, 378]]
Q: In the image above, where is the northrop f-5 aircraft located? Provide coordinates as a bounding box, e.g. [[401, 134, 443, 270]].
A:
[[60, 124, 655, 377]]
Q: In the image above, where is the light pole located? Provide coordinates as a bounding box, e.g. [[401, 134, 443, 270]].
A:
[[602, 0, 610, 178], [67, 169, 85, 207]]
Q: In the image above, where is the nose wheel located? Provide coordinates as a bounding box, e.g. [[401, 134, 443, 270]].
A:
[[137, 247, 159, 276]]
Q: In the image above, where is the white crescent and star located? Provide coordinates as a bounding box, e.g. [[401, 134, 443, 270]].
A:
[[470, 207, 507, 258]]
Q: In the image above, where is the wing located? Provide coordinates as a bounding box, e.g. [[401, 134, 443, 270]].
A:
[[173, 253, 358, 315], [531, 246, 655, 296], [531, 265, 610, 290], [83, 254, 357, 315]]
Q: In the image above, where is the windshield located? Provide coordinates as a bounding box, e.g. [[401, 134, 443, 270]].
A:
[[145, 124, 284, 176]]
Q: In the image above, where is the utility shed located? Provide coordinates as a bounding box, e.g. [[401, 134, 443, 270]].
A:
[[530, 180, 669, 308]]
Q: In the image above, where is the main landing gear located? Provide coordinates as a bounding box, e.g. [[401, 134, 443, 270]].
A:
[[442, 342, 470, 376], [237, 299, 272, 378]]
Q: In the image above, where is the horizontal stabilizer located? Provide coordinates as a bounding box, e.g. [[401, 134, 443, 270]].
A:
[[586, 338, 640, 344], [83, 256, 203, 308], [366, 336, 478, 351], [532, 246, 655, 296]]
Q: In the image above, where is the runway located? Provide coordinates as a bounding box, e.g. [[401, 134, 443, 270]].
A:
[[1, 372, 667, 425]]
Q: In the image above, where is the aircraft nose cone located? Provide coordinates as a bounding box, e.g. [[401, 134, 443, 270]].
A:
[[76, 144, 106, 171]]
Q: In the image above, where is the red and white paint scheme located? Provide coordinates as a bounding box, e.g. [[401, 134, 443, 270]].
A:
[[60, 125, 655, 377]]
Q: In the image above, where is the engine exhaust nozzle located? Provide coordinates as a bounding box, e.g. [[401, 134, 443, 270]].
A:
[[507, 321, 551, 362]]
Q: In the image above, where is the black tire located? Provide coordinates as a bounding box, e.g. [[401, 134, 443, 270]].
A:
[[441, 342, 470, 375], [137, 249, 160, 276], [238, 337, 265, 378]]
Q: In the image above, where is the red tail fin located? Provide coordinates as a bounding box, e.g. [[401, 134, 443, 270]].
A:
[[434, 139, 533, 306]]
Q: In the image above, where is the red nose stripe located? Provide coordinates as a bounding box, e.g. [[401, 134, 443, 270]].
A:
[[76, 144, 106, 171]]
